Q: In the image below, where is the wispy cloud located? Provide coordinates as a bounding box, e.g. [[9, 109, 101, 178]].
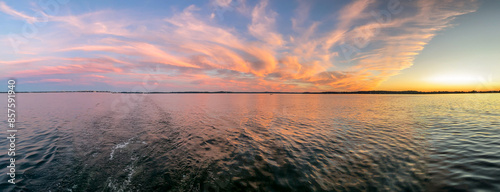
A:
[[248, 0, 284, 46], [0, 1, 38, 23]]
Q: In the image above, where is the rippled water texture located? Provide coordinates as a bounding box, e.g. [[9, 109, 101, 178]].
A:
[[0, 93, 499, 191]]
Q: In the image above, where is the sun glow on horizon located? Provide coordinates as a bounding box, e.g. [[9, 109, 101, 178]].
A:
[[425, 74, 480, 85]]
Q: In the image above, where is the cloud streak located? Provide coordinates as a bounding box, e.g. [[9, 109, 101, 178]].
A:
[[0, 1, 38, 23]]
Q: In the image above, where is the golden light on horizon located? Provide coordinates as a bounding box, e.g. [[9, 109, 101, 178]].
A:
[[425, 74, 479, 85], [380, 72, 499, 92]]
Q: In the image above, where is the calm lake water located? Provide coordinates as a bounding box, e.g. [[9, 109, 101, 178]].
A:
[[0, 93, 499, 191]]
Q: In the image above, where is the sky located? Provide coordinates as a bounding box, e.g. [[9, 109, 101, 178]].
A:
[[0, 0, 499, 92]]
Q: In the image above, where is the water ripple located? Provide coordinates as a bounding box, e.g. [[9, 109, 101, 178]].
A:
[[0, 93, 498, 191]]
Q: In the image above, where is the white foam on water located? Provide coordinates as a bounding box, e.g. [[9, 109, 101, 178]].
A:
[[126, 165, 135, 184], [109, 141, 130, 160], [105, 164, 136, 192]]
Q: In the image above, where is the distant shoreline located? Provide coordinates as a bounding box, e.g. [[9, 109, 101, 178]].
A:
[[2, 90, 500, 94]]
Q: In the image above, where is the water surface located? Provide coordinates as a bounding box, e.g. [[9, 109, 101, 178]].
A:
[[0, 93, 499, 191]]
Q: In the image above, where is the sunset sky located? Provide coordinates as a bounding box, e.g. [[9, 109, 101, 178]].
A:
[[1, 0, 499, 92]]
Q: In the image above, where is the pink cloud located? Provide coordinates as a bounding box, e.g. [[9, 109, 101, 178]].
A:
[[40, 78, 72, 83], [0, 1, 38, 23]]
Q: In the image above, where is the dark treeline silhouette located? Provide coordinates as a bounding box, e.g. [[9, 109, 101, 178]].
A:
[[7, 90, 500, 94]]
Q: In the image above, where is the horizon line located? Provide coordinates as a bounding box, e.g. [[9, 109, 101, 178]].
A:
[[3, 90, 500, 94]]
